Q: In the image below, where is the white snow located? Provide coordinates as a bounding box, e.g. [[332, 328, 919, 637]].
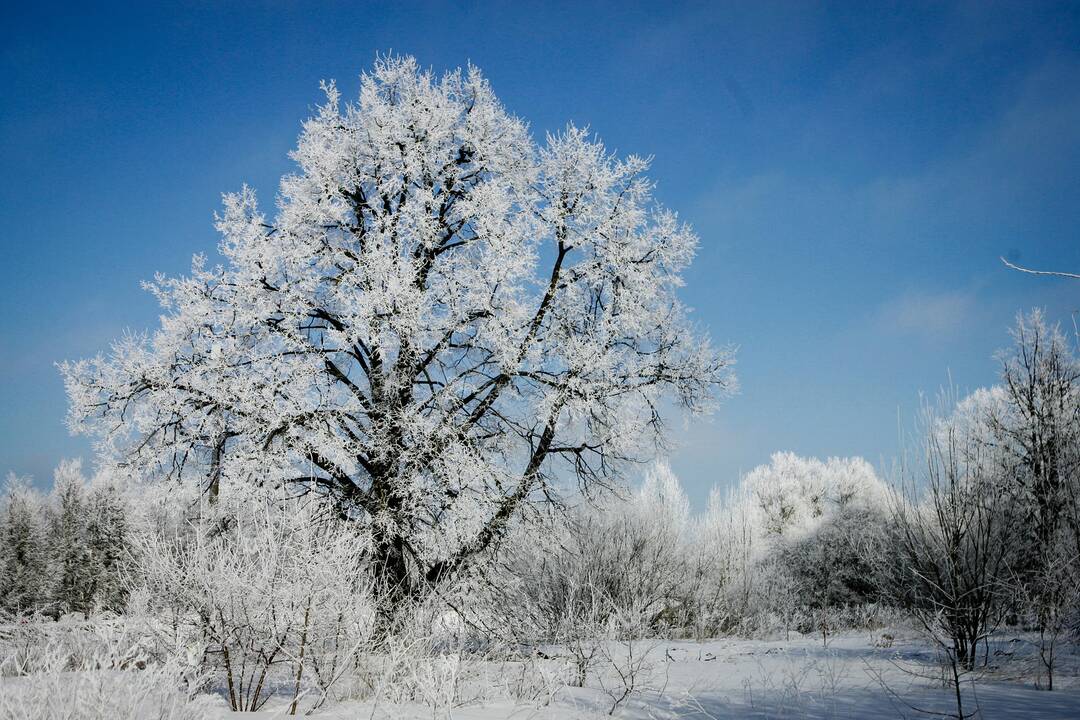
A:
[[171, 632, 1080, 719]]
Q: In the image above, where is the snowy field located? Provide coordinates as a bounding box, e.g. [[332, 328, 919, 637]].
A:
[[278, 638, 1080, 719], [8, 629, 1079, 720], [197, 633, 1080, 719]]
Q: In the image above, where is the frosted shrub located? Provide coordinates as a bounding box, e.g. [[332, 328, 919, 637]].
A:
[[133, 492, 376, 713], [0, 615, 208, 720]]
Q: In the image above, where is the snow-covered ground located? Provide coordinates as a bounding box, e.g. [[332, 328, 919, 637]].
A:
[[175, 631, 1080, 719]]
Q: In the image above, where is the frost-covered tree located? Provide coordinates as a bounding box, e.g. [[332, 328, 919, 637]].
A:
[[693, 485, 758, 633], [1, 476, 48, 615], [739, 452, 886, 542], [934, 313, 1080, 678], [941, 386, 1013, 480], [84, 477, 131, 614], [61, 56, 734, 602], [607, 461, 693, 626], [0, 461, 132, 618], [782, 505, 885, 644], [887, 397, 1017, 677], [991, 310, 1080, 561], [938, 314, 1080, 650], [695, 453, 889, 635], [48, 459, 95, 618]]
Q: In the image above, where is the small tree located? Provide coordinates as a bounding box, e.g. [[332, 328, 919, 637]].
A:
[[783, 505, 884, 646], [990, 311, 1080, 628], [694, 484, 759, 635], [886, 400, 1017, 718], [1011, 535, 1080, 691], [134, 492, 375, 713], [1, 477, 48, 615], [84, 478, 131, 614], [48, 460, 95, 618]]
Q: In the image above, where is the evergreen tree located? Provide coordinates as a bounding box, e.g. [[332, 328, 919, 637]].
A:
[[84, 479, 130, 613], [1, 477, 48, 615], [49, 460, 94, 617]]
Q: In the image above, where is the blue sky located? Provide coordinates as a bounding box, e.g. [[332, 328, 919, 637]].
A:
[[3, 1, 1079, 505]]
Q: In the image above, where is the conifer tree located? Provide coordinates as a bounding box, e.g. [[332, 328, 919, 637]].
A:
[[1, 477, 48, 615], [49, 460, 94, 617]]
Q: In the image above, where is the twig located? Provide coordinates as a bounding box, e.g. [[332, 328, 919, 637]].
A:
[[1000, 257, 1080, 280]]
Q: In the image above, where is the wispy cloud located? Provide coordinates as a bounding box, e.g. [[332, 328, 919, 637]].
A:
[[877, 289, 976, 338]]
